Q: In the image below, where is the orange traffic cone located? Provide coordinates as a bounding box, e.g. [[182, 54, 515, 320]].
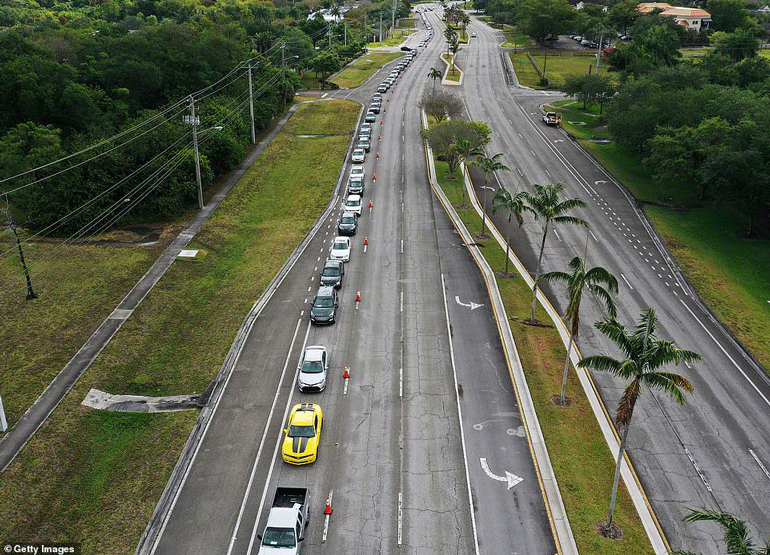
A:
[[364, 236, 368, 245], [343, 366, 350, 379], [373, 172, 376, 182], [376, 152, 380, 159], [380, 120, 383, 126], [356, 290, 361, 302], [369, 200, 373, 210], [325, 493, 333, 515]]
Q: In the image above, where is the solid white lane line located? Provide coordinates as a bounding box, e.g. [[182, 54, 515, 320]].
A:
[[680, 300, 770, 408], [749, 449, 770, 481], [620, 273, 634, 290]]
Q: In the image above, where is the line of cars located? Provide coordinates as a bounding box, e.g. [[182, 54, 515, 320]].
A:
[[417, 10, 433, 47]]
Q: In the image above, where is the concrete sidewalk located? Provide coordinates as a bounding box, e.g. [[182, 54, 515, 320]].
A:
[[0, 104, 301, 474]]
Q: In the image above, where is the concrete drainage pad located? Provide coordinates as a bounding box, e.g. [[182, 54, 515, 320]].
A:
[[82, 388, 201, 413]]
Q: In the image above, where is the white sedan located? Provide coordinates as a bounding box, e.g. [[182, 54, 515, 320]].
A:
[[350, 165, 365, 180], [297, 345, 328, 393], [329, 236, 351, 262], [351, 148, 366, 163], [344, 194, 363, 216]]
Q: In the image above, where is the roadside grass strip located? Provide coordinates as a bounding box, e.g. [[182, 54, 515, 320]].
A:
[[510, 51, 616, 89], [432, 160, 656, 555], [332, 52, 404, 89], [0, 99, 359, 554]]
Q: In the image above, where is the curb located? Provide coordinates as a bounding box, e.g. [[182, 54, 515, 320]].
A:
[[458, 161, 672, 554], [421, 109, 578, 555]]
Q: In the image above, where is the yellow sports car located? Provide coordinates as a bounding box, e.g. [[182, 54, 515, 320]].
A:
[[282, 403, 323, 465]]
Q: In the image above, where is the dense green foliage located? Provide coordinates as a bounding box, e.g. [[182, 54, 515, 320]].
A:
[[0, 0, 411, 234]]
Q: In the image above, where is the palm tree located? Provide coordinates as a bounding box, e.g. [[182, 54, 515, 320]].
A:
[[449, 40, 460, 74], [470, 152, 509, 235], [459, 11, 471, 37], [672, 508, 770, 555], [451, 137, 483, 205], [428, 67, 442, 89], [524, 181, 588, 322], [579, 307, 700, 536], [537, 256, 617, 405], [491, 186, 530, 275]]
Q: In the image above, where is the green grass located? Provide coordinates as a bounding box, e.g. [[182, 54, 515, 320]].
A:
[[441, 54, 462, 82], [502, 31, 532, 48], [331, 52, 404, 88], [510, 51, 616, 88], [0, 99, 360, 554], [399, 17, 417, 28], [367, 29, 414, 47], [432, 159, 655, 555], [547, 99, 612, 141]]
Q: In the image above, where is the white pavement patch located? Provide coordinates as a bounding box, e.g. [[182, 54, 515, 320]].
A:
[[81, 388, 201, 413], [178, 249, 199, 257]]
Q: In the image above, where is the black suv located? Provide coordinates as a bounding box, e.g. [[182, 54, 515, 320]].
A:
[[338, 211, 358, 236], [320, 259, 345, 289], [310, 286, 338, 324]]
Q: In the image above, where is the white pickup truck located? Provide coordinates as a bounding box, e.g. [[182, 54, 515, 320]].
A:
[[257, 486, 309, 554]]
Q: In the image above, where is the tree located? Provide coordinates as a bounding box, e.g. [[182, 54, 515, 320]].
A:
[[420, 120, 491, 174], [578, 308, 699, 536], [608, 0, 639, 35], [523, 181, 588, 322], [563, 74, 614, 111], [309, 51, 342, 88], [451, 138, 483, 204], [517, 0, 579, 44], [712, 30, 760, 63], [706, 0, 752, 33], [449, 39, 460, 74], [428, 66, 442, 89], [672, 508, 770, 555], [537, 256, 617, 405], [418, 89, 464, 123], [470, 152, 509, 235], [491, 186, 530, 275]]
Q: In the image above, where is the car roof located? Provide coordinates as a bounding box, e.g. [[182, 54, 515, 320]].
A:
[[304, 346, 325, 362], [290, 405, 318, 425], [316, 285, 336, 296], [333, 236, 349, 243], [341, 210, 357, 218], [324, 258, 343, 268], [346, 194, 361, 201]]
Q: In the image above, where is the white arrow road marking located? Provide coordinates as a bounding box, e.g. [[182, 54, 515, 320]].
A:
[[480, 458, 523, 489], [595, 180, 607, 185], [455, 296, 484, 310]]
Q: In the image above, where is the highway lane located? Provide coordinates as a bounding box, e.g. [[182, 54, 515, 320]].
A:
[[460, 12, 770, 553]]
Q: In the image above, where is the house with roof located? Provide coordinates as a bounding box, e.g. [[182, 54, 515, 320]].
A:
[[637, 2, 712, 32]]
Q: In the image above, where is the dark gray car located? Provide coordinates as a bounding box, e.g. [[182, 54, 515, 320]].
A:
[[320, 259, 345, 289], [337, 211, 358, 236], [310, 285, 338, 324]]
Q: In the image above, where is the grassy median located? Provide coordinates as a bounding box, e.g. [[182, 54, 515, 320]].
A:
[[433, 160, 655, 555], [331, 51, 403, 89], [0, 99, 359, 554]]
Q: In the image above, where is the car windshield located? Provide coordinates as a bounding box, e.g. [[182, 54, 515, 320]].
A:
[[333, 241, 347, 250], [314, 296, 333, 308], [341, 216, 355, 224], [346, 200, 359, 208], [289, 424, 315, 437], [322, 266, 340, 277], [262, 528, 296, 548], [302, 360, 324, 374]]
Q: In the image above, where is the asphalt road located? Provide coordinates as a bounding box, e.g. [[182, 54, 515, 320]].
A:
[[145, 6, 556, 555], [458, 12, 770, 554]]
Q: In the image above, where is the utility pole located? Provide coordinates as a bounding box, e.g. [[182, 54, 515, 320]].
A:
[[189, 95, 203, 209], [328, 23, 332, 48], [281, 41, 286, 86], [247, 64, 256, 144], [596, 34, 603, 71], [3, 194, 36, 300], [391, 0, 397, 36], [344, 21, 347, 46], [379, 12, 382, 43]]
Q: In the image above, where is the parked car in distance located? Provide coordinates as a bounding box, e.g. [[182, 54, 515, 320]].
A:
[[329, 236, 351, 262], [320, 258, 345, 289], [344, 194, 363, 216], [310, 285, 339, 323], [368, 103, 380, 114], [282, 403, 323, 464], [364, 111, 376, 123], [400, 46, 413, 51], [350, 165, 365, 179], [471, 32, 477, 37], [351, 148, 365, 163], [337, 211, 358, 235], [297, 346, 328, 393], [542, 112, 561, 126], [357, 136, 371, 152], [377, 84, 388, 93], [359, 127, 371, 140]]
